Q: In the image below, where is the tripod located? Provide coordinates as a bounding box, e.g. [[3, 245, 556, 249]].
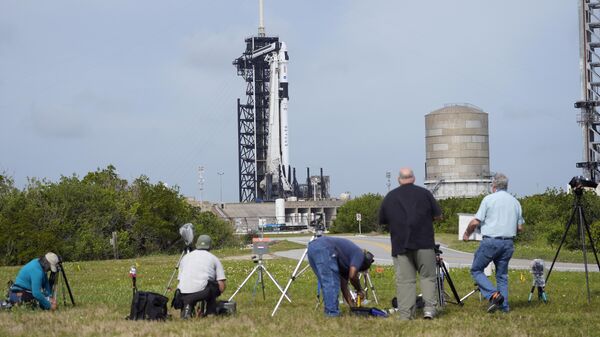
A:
[[163, 245, 193, 296], [545, 190, 600, 303], [358, 271, 379, 304], [271, 231, 322, 316], [434, 244, 482, 306], [49, 262, 76, 306], [434, 252, 463, 306], [228, 254, 291, 303]]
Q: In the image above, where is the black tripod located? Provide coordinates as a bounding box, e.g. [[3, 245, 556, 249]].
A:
[[434, 245, 463, 306], [545, 189, 600, 303], [49, 261, 76, 306], [164, 245, 193, 296]]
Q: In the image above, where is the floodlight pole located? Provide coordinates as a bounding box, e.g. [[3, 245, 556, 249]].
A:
[[218, 171, 224, 203]]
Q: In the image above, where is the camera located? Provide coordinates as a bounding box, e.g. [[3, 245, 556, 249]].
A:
[[569, 176, 598, 189]]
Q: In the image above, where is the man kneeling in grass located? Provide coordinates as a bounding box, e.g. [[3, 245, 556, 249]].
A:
[[177, 235, 226, 318], [9, 252, 60, 310]]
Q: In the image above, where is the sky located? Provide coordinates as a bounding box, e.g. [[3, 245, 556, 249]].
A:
[[0, 1, 585, 202]]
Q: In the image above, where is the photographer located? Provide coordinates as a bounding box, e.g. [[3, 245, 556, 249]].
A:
[[9, 252, 60, 310], [177, 235, 226, 319], [378, 167, 442, 320], [463, 173, 524, 313], [307, 236, 374, 317]]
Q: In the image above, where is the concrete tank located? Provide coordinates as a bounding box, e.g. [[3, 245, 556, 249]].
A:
[[424, 103, 492, 199], [275, 198, 285, 224]]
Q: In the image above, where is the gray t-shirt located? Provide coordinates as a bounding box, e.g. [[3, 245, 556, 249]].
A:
[[177, 249, 226, 293]]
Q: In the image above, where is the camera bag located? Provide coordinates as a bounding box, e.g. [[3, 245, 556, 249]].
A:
[[128, 291, 168, 321], [216, 300, 236, 315]]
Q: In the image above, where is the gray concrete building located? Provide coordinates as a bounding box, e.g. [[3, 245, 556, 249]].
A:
[[424, 103, 492, 199], [188, 198, 345, 233]]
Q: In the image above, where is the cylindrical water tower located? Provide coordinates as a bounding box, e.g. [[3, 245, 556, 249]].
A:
[[424, 103, 492, 199]]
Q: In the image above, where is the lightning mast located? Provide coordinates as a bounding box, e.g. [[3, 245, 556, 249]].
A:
[[576, 0, 600, 181]]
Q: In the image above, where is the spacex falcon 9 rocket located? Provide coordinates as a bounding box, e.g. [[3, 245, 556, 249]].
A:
[[264, 42, 292, 194]]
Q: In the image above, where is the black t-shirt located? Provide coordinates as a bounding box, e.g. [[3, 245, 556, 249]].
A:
[[378, 183, 442, 256]]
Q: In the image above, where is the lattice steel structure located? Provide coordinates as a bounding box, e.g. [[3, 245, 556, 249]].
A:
[[234, 36, 279, 202], [577, 0, 600, 181]]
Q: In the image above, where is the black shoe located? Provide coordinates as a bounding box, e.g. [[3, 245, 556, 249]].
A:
[[487, 292, 504, 313]]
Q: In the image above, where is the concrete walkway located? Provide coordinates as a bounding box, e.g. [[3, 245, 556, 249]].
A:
[[273, 235, 600, 272]]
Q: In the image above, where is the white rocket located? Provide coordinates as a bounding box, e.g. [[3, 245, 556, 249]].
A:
[[265, 42, 292, 193]]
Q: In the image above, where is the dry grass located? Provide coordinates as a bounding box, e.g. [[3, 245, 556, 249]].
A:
[[0, 249, 599, 337]]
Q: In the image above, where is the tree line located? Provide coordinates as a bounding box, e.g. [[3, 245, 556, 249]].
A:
[[0, 165, 236, 266], [331, 189, 600, 250]]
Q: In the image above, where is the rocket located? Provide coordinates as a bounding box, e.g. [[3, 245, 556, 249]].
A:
[[265, 42, 292, 193], [279, 42, 289, 172]]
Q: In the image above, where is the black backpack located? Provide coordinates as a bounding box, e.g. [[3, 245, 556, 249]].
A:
[[128, 291, 168, 321]]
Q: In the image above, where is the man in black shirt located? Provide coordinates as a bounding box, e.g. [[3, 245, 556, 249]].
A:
[[379, 167, 442, 320]]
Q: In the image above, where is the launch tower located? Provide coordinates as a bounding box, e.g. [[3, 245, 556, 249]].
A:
[[234, 0, 297, 202], [577, 0, 600, 181]]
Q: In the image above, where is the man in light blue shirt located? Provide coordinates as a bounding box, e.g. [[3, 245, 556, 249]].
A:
[[463, 173, 524, 313]]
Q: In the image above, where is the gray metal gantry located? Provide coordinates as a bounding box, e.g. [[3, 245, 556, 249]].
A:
[[577, 0, 600, 180], [234, 35, 279, 202]]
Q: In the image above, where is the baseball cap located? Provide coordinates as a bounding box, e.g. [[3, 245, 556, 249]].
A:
[[45, 252, 60, 273], [360, 250, 375, 271], [196, 235, 212, 250]]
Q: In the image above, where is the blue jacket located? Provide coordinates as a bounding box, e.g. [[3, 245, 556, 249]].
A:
[[12, 258, 53, 309]]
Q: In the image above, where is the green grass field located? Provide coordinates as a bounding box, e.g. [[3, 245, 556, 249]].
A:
[[0, 243, 599, 337]]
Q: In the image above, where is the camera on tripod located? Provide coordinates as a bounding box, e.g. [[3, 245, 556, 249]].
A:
[[569, 176, 598, 191], [309, 214, 325, 236]]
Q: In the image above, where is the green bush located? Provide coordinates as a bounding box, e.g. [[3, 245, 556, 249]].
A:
[[0, 166, 238, 265], [331, 193, 383, 233]]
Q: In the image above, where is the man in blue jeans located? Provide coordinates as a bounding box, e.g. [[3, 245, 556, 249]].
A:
[[307, 236, 374, 317], [463, 173, 524, 313]]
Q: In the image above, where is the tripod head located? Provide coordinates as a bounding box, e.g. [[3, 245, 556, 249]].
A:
[[310, 215, 326, 237], [569, 176, 598, 197], [434, 244, 443, 256]]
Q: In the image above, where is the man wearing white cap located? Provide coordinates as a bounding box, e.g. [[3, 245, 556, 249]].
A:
[[10, 252, 60, 310], [177, 235, 226, 318]]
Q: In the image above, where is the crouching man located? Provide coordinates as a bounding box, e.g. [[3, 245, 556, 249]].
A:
[[307, 236, 375, 317], [10, 252, 60, 310], [177, 235, 226, 318]]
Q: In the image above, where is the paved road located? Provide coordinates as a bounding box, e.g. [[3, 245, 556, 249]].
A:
[[274, 235, 600, 272]]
